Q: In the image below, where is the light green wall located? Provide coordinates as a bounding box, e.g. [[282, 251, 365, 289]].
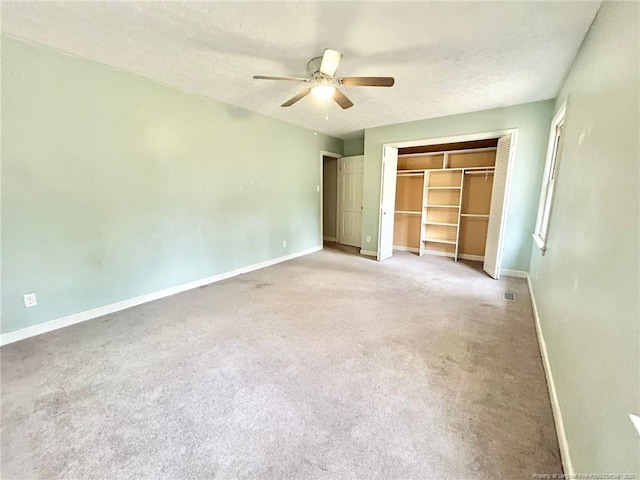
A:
[[361, 101, 554, 270], [528, 2, 639, 475], [322, 157, 337, 239], [343, 137, 364, 156], [1, 36, 342, 334]]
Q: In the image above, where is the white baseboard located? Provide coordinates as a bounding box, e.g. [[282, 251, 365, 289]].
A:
[[526, 274, 574, 475], [1, 246, 322, 346], [393, 245, 420, 253], [421, 250, 484, 262], [422, 249, 451, 258], [359, 249, 377, 257], [323, 236, 336, 242], [501, 269, 528, 278], [459, 253, 484, 262]]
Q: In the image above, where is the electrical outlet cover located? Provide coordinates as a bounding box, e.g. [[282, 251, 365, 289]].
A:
[[23, 293, 38, 308]]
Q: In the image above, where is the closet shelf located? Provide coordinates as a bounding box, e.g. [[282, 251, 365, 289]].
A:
[[423, 221, 458, 227], [425, 204, 460, 208], [395, 210, 421, 215], [464, 169, 495, 176], [460, 213, 490, 218], [397, 172, 424, 177], [422, 237, 457, 245], [424, 186, 461, 190], [399, 147, 496, 158], [462, 166, 496, 171], [396, 166, 496, 173]]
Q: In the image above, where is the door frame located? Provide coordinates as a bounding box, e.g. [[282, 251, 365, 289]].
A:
[[320, 150, 342, 247], [378, 129, 519, 265]]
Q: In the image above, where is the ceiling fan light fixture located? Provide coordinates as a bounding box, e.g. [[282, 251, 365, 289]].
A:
[[254, 49, 393, 109], [311, 84, 336, 100]]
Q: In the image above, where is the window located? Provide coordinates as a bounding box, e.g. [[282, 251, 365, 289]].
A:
[[533, 102, 566, 251]]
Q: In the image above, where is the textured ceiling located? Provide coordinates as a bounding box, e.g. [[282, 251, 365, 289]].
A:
[[1, 1, 600, 139]]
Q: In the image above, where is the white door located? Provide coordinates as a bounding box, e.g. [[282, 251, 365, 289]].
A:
[[337, 155, 364, 247], [378, 146, 399, 261], [484, 134, 514, 279]]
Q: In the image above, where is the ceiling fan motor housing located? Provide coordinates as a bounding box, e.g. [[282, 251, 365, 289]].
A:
[[306, 56, 324, 76]]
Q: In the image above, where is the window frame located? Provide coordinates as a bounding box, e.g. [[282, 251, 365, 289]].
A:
[[533, 101, 567, 252]]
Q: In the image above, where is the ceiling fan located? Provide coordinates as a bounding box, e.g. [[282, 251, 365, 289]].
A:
[[253, 49, 394, 109]]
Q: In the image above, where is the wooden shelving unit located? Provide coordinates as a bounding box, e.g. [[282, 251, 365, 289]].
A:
[[421, 169, 463, 258], [394, 147, 497, 261]]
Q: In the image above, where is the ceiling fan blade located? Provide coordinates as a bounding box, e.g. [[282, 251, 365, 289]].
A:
[[319, 49, 342, 76], [253, 75, 310, 82], [332, 88, 354, 109], [281, 88, 312, 107], [339, 76, 395, 87]]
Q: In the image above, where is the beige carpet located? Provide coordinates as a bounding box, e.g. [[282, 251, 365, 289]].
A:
[[1, 247, 562, 479]]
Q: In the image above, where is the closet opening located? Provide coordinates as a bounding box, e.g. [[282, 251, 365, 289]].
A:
[[378, 131, 517, 279]]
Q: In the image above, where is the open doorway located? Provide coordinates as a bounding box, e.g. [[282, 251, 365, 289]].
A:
[[322, 155, 339, 243], [378, 131, 517, 279]]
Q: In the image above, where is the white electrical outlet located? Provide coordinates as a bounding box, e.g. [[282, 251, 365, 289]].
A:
[[366, 236, 371, 243], [23, 293, 38, 308], [282, 240, 287, 248], [316, 185, 320, 192]]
